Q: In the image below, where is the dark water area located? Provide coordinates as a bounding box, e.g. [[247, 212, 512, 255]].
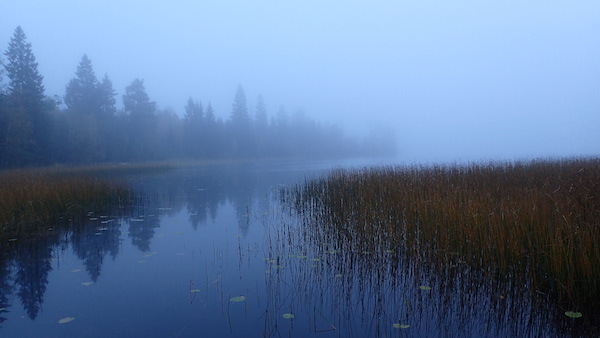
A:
[[0, 159, 595, 337]]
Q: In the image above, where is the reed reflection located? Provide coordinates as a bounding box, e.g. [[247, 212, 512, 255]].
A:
[[270, 158, 599, 336]]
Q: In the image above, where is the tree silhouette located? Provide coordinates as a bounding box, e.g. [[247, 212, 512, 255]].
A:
[[2, 26, 50, 166], [123, 79, 157, 160]]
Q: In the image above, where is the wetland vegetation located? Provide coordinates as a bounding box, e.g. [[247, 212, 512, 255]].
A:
[[0, 165, 147, 241], [280, 157, 599, 335]]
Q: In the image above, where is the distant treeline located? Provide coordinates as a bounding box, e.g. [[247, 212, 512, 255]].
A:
[[0, 26, 396, 168]]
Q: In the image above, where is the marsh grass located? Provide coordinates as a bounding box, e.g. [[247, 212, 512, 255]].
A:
[[285, 158, 600, 312], [0, 166, 135, 240]]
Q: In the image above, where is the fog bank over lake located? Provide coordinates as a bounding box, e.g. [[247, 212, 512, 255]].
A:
[[2, 1, 598, 162]]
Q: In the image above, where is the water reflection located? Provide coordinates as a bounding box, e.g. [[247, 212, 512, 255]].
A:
[[273, 179, 599, 337], [0, 161, 328, 329], [3, 159, 591, 336]]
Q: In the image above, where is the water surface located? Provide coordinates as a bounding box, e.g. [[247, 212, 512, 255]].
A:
[[0, 159, 594, 337]]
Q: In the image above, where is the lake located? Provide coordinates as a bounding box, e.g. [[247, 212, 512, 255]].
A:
[[0, 159, 594, 337]]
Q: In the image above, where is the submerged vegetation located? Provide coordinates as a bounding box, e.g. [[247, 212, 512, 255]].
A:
[[284, 157, 599, 332], [0, 165, 136, 240]]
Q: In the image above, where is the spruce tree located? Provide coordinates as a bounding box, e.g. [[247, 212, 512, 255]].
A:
[[123, 78, 157, 160], [64, 54, 99, 115], [3, 26, 50, 166]]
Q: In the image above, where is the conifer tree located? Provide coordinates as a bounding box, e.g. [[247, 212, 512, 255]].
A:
[[3, 26, 50, 166], [123, 78, 157, 160]]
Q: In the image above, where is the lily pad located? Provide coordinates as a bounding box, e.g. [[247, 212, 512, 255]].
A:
[[58, 317, 75, 324], [230, 296, 246, 302], [393, 323, 410, 329], [565, 311, 583, 318], [419, 285, 432, 290], [282, 313, 294, 319]]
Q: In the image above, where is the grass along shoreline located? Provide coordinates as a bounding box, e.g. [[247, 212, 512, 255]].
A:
[[0, 165, 139, 240], [287, 157, 600, 311]]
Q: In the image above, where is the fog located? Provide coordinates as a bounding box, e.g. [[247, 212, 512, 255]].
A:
[[2, 0, 599, 163]]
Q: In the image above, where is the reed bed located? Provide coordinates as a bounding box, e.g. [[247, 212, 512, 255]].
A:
[[0, 167, 133, 239], [285, 158, 600, 311]]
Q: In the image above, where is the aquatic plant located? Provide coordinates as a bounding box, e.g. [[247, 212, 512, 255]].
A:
[[285, 157, 600, 317], [0, 166, 133, 240]]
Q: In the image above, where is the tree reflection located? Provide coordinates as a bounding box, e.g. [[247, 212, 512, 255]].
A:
[[0, 162, 320, 327], [14, 239, 54, 320], [71, 218, 121, 282]]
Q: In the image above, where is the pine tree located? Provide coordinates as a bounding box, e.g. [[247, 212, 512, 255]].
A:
[[3, 26, 50, 166]]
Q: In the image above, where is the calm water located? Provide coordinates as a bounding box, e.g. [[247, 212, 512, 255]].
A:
[[0, 160, 594, 337]]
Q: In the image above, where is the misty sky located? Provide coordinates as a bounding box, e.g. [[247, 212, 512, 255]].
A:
[[2, 1, 599, 162]]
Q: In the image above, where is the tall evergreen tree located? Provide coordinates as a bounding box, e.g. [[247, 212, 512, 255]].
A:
[[63, 55, 103, 163], [228, 85, 254, 156], [230, 84, 249, 126], [254, 94, 268, 130], [253, 94, 268, 157], [183, 97, 205, 158], [0, 55, 6, 164], [64, 54, 99, 115], [3, 26, 50, 166], [98, 74, 116, 117], [123, 79, 157, 160]]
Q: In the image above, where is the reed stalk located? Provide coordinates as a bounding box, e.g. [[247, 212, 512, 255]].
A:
[[286, 158, 600, 310], [0, 166, 133, 239]]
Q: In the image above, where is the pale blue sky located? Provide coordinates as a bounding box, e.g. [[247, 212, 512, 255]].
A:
[[2, 0, 599, 162]]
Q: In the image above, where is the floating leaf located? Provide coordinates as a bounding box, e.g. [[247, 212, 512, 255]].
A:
[[393, 323, 410, 329], [230, 296, 246, 302], [190, 289, 202, 293], [565, 311, 583, 318], [282, 313, 294, 319], [81, 282, 93, 286], [419, 285, 432, 290], [58, 317, 75, 324]]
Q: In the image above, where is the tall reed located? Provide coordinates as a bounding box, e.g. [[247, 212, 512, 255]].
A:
[[286, 158, 600, 310], [0, 167, 132, 239]]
